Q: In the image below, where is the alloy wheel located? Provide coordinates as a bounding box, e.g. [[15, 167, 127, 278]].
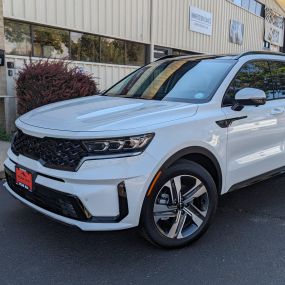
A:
[[153, 175, 209, 239]]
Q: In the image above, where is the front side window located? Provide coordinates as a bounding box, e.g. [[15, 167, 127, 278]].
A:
[[4, 20, 32, 56], [104, 58, 235, 103], [223, 61, 274, 105], [270, 61, 285, 99], [33, 26, 69, 58]]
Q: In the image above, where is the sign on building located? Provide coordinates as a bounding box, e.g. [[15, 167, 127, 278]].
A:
[[264, 8, 284, 47], [229, 20, 244, 45], [189, 6, 213, 36]]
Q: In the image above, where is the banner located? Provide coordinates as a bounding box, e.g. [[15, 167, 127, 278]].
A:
[[265, 8, 284, 47]]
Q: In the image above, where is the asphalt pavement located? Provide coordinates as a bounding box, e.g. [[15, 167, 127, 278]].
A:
[[1, 175, 285, 285]]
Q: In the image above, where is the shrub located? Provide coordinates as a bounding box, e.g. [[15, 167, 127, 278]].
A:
[[0, 127, 11, 141], [16, 60, 99, 115]]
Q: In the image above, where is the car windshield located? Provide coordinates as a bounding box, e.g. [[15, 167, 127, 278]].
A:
[[104, 57, 235, 103]]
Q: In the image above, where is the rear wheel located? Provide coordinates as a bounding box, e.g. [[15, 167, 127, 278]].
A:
[[140, 160, 218, 248]]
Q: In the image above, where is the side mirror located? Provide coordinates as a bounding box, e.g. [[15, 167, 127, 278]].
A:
[[232, 88, 266, 111]]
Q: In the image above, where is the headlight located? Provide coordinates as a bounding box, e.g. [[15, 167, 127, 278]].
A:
[[82, 133, 154, 157]]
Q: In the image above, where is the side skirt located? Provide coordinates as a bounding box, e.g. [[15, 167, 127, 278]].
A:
[[228, 166, 285, 192]]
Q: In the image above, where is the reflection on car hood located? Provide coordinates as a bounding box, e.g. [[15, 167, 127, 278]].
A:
[[19, 95, 198, 132]]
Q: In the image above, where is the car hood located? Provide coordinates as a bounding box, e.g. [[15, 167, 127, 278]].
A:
[[19, 95, 198, 132]]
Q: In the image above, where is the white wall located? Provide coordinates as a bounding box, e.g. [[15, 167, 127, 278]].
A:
[[5, 55, 138, 96], [152, 0, 285, 54], [3, 0, 151, 43]]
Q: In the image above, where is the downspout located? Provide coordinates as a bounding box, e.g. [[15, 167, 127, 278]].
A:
[[149, 0, 155, 63]]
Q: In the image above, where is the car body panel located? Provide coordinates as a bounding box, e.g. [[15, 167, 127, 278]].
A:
[[18, 95, 198, 132]]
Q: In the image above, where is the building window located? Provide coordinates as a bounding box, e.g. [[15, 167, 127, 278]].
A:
[[4, 20, 146, 66], [229, 0, 264, 17], [232, 0, 242, 5], [70, 32, 100, 62], [126, 42, 146, 66], [101, 38, 125, 64], [4, 20, 32, 56], [248, 0, 256, 13], [241, 0, 249, 10], [33, 26, 69, 58]]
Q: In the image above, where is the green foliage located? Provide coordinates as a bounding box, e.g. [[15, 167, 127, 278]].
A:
[[0, 128, 11, 142]]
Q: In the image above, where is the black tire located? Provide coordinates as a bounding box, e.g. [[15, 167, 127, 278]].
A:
[[139, 159, 218, 248]]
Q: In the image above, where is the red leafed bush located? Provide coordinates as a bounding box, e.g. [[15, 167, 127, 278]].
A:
[[16, 60, 99, 115]]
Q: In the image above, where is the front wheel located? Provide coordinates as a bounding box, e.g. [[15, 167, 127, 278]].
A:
[[140, 160, 218, 248]]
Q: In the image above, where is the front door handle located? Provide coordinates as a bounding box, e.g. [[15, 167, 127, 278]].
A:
[[270, 107, 285, 115]]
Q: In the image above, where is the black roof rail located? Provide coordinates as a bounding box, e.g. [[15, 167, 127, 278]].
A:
[[154, 55, 181, 61], [236, 51, 285, 59], [154, 53, 225, 62]]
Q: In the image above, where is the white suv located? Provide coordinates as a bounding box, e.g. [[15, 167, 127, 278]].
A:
[[4, 51, 285, 248]]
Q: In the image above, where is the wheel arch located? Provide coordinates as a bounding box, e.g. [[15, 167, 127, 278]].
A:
[[160, 146, 223, 195]]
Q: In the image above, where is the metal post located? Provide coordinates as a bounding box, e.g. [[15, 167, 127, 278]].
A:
[[148, 0, 155, 63]]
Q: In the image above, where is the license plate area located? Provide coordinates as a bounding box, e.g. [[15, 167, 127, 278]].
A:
[[15, 166, 35, 192]]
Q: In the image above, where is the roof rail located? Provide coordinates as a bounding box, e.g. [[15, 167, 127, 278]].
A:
[[236, 51, 285, 59], [154, 55, 181, 61]]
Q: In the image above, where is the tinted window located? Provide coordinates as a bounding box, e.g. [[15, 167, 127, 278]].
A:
[[33, 26, 69, 58], [70, 32, 100, 62], [126, 42, 146, 66], [223, 61, 274, 105], [270, 61, 285, 99], [101, 38, 125, 64], [4, 20, 32, 56], [104, 58, 234, 103]]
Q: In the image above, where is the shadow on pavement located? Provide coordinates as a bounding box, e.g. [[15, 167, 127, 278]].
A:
[[1, 175, 285, 284]]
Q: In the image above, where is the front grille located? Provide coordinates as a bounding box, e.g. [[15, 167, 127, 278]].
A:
[[5, 167, 92, 221], [12, 130, 88, 171]]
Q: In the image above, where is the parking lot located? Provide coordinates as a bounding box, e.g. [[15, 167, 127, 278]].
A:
[[1, 175, 285, 285]]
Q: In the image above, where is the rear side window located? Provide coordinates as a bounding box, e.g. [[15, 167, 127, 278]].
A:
[[223, 61, 274, 106], [269, 61, 285, 99]]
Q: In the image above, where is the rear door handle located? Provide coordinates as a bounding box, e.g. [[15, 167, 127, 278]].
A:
[[270, 107, 285, 115]]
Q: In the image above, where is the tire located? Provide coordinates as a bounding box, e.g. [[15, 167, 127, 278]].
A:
[[139, 159, 218, 248]]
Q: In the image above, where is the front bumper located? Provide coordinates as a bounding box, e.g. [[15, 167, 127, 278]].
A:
[[3, 149, 158, 231]]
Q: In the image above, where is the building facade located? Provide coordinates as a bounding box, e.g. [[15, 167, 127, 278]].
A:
[[0, 0, 284, 132]]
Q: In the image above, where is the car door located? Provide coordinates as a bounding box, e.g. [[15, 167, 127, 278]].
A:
[[222, 60, 285, 190]]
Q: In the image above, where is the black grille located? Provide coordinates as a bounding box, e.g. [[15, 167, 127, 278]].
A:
[[5, 167, 92, 221], [12, 130, 88, 171]]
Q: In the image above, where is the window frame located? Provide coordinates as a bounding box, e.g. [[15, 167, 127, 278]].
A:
[[221, 59, 285, 107]]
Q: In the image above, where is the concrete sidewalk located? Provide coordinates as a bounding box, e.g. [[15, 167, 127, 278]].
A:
[[0, 141, 10, 179]]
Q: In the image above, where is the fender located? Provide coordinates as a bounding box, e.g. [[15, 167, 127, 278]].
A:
[[159, 146, 223, 194]]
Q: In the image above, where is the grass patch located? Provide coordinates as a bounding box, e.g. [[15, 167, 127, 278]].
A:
[[0, 128, 11, 142]]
